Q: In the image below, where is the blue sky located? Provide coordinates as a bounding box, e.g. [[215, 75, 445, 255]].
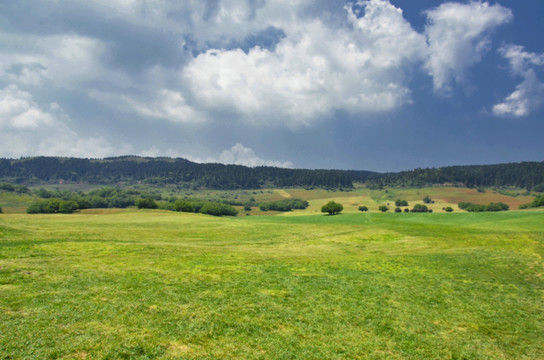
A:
[[0, 0, 543, 172]]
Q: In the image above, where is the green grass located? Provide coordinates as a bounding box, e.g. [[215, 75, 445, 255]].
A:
[[1, 209, 543, 359]]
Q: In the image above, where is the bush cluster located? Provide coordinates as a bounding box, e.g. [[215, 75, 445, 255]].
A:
[[395, 199, 408, 207], [458, 202, 509, 212], [170, 199, 238, 216], [0, 182, 30, 194], [519, 195, 544, 209], [259, 199, 309, 212], [35, 187, 139, 209], [26, 199, 79, 214], [410, 204, 432, 213]]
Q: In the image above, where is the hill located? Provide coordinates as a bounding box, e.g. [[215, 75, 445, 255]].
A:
[[0, 156, 370, 189], [368, 162, 544, 190], [0, 157, 543, 190]]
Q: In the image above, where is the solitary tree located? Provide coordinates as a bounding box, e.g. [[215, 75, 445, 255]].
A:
[[378, 205, 389, 212], [321, 201, 343, 215], [423, 196, 432, 204], [358, 205, 369, 212]]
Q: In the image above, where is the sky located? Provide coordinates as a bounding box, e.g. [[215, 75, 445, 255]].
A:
[[0, 0, 543, 172]]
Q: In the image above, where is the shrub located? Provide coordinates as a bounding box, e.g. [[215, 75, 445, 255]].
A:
[[445, 206, 454, 212], [358, 205, 369, 212], [404, 208, 410, 212], [174, 200, 195, 213], [136, 198, 158, 209], [423, 196, 432, 204], [486, 202, 509, 212], [321, 201, 343, 215], [459, 201, 509, 212], [0, 206, 3, 213], [395, 207, 402, 213], [533, 184, 544, 192], [199, 202, 238, 216], [0, 183, 15, 192], [395, 199, 408, 207], [59, 200, 79, 214], [378, 205, 389, 212], [260, 199, 309, 212], [519, 195, 544, 209], [411, 204, 429, 213]]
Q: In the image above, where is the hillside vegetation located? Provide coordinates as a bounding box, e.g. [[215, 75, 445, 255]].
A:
[[1, 157, 543, 190]]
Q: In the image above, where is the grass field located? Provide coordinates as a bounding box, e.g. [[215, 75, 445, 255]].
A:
[[1, 209, 543, 359]]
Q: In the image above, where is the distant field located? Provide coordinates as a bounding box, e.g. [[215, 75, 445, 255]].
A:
[[1, 209, 543, 359]]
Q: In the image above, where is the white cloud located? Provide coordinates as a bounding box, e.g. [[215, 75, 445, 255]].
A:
[[0, 32, 113, 87], [424, 1, 512, 94], [184, 0, 426, 126], [184, 143, 293, 168], [89, 88, 205, 124], [493, 45, 544, 117], [0, 85, 129, 158]]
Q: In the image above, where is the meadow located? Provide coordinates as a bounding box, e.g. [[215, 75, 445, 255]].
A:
[[1, 204, 543, 359]]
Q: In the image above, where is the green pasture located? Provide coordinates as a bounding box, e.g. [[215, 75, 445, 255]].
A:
[[1, 209, 543, 359]]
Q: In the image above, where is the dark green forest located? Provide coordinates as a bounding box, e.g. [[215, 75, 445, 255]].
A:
[[0, 156, 543, 190], [365, 162, 544, 190]]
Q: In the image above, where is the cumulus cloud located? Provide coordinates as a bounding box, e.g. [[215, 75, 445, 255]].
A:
[[0, 85, 128, 158], [184, 143, 293, 168], [493, 45, 544, 117], [424, 1, 512, 94], [185, 0, 426, 126]]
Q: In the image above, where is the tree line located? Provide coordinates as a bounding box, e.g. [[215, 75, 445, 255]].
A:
[[1, 157, 543, 190], [366, 162, 544, 190], [0, 157, 366, 189]]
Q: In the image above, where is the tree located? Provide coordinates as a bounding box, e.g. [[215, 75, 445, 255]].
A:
[[423, 196, 432, 204], [378, 205, 389, 212], [395, 207, 402, 213], [358, 205, 369, 212], [445, 206, 453, 212], [321, 201, 343, 215]]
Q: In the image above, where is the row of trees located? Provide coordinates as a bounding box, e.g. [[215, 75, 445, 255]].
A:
[[367, 162, 544, 190], [0, 157, 364, 189]]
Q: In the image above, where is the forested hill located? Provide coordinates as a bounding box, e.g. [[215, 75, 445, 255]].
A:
[[0, 156, 374, 189], [0, 157, 542, 190], [366, 162, 544, 190]]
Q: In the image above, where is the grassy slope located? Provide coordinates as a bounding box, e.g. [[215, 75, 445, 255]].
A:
[[1, 210, 543, 359]]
